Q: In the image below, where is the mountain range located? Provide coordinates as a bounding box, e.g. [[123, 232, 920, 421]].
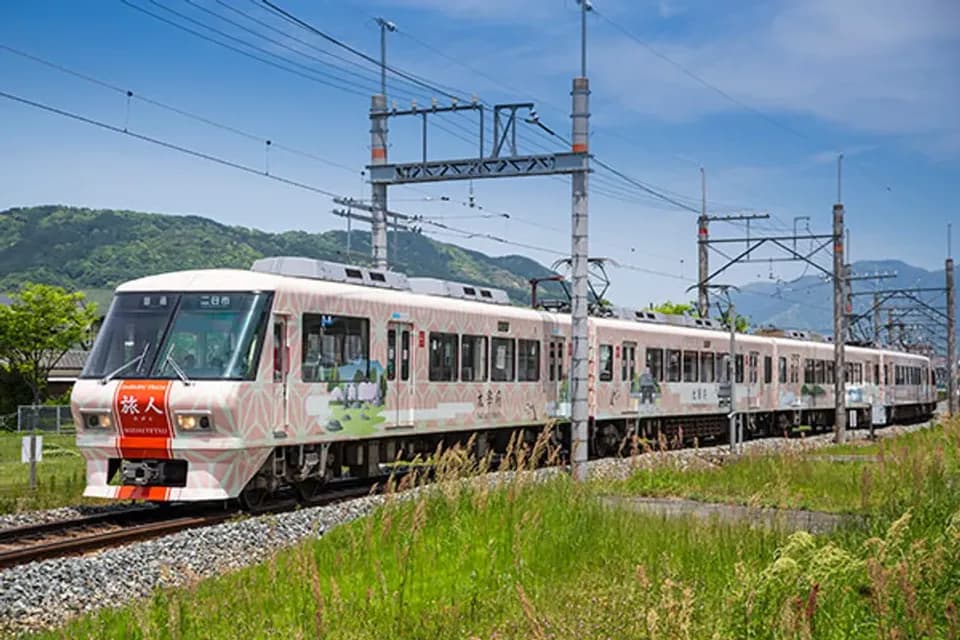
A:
[[0, 205, 954, 339]]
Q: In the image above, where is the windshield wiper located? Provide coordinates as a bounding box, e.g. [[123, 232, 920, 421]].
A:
[[100, 342, 151, 385], [164, 353, 193, 387]]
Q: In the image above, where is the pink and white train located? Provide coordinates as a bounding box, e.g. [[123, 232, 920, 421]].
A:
[[71, 257, 937, 506]]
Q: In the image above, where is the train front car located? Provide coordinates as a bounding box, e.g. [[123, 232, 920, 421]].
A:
[[71, 270, 277, 503]]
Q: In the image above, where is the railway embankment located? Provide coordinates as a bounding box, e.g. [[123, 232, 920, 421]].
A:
[[5, 416, 958, 639]]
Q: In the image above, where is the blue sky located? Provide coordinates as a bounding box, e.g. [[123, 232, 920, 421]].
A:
[[1, 0, 958, 308]]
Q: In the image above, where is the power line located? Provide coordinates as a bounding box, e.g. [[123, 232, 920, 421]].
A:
[[259, 0, 468, 103], [0, 43, 360, 175], [120, 0, 372, 97], [0, 89, 341, 198]]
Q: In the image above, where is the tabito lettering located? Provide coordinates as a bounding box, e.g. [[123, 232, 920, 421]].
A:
[[120, 395, 139, 415]]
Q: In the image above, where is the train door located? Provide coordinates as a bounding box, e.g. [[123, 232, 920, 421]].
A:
[[272, 315, 289, 432], [387, 322, 415, 427], [547, 337, 568, 417]]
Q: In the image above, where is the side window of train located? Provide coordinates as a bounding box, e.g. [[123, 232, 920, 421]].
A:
[[518, 339, 540, 382], [491, 337, 515, 382], [646, 348, 663, 382], [461, 335, 488, 382], [682, 351, 698, 382], [387, 329, 396, 381], [764, 356, 772, 384], [701, 352, 715, 383], [826, 361, 835, 384], [667, 349, 682, 383], [598, 344, 614, 382], [814, 360, 825, 384], [778, 356, 787, 384], [621, 343, 637, 383], [401, 331, 410, 381], [790, 354, 800, 383], [429, 333, 459, 382], [716, 353, 729, 383], [735, 354, 744, 384], [748, 351, 759, 384], [301, 314, 369, 383], [548, 339, 564, 382], [804, 359, 814, 384]]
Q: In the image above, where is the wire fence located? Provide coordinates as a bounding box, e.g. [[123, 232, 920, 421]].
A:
[[15, 405, 76, 433]]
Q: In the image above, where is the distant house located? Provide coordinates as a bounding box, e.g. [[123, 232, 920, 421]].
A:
[[47, 349, 89, 396]]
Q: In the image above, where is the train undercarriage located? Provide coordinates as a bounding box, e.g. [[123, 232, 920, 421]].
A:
[[233, 401, 937, 510]]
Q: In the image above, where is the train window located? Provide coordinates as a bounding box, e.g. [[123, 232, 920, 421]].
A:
[[518, 340, 540, 382], [814, 360, 824, 384], [682, 351, 698, 382], [429, 333, 459, 382], [883, 364, 889, 385], [717, 353, 729, 383], [301, 314, 369, 383], [748, 352, 759, 384], [401, 331, 410, 381], [461, 335, 488, 382], [735, 354, 744, 384], [491, 337, 515, 382], [548, 339, 565, 382], [865, 364, 871, 384], [701, 352, 715, 383], [804, 359, 815, 384], [667, 349, 681, 383], [778, 356, 787, 383], [599, 344, 614, 382], [790, 355, 800, 384], [387, 329, 396, 381], [874, 364, 880, 384], [622, 343, 637, 383], [826, 361, 835, 384], [764, 356, 772, 384], [646, 348, 664, 382]]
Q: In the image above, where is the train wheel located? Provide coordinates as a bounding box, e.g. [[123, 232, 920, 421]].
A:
[[295, 478, 326, 504], [239, 484, 271, 513]]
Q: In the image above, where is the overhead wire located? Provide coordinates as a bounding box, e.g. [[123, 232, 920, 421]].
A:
[[0, 89, 341, 197]]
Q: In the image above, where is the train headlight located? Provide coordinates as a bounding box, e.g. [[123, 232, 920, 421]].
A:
[[176, 412, 213, 433], [81, 411, 113, 431]]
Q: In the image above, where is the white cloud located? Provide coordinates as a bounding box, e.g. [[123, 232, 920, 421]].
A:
[[588, 0, 960, 153]]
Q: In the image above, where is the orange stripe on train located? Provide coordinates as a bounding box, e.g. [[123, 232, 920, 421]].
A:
[[116, 485, 171, 500]]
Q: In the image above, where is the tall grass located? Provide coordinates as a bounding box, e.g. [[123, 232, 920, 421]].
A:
[[0, 433, 87, 514], [33, 420, 960, 639]]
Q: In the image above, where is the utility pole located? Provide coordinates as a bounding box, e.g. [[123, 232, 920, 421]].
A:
[[873, 292, 881, 346], [728, 299, 738, 454], [833, 202, 847, 443], [697, 168, 709, 318], [570, 0, 591, 481], [369, 18, 395, 270], [947, 256, 956, 415]]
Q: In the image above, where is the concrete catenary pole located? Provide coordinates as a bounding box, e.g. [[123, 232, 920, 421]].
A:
[[947, 257, 956, 416], [697, 168, 709, 318], [570, 0, 591, 481], [873, 292, 881, 346], [833, 203, 847, 443], [728, 301, 738, 453], [369, 19, 394, 270]]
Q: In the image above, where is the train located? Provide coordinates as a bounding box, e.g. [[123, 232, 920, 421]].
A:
[[70, 257, 937, 508]]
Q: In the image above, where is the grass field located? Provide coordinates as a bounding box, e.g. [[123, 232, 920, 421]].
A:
[[35, 418, 960, 639], [0, 431, 87, 514]]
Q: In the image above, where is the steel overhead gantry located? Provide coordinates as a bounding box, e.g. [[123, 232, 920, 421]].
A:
[[365, 0, 595, 479]]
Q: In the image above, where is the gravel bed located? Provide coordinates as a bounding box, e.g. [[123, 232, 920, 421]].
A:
[[0, 503, 155, 531], [0, 419, 935, 635]]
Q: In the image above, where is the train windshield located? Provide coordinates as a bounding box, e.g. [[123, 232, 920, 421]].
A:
[[82, 292, 272, 381]]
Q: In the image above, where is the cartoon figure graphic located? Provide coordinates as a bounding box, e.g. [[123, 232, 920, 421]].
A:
[[637, 368, 658, 405]]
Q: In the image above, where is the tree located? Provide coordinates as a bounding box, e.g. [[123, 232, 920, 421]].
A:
[[0, 284, 97, 405], [651, 300, 699, 317], [652, 299, 750, 333]]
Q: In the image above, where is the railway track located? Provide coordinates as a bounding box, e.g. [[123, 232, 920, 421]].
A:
[[0, 479, 381, 571]]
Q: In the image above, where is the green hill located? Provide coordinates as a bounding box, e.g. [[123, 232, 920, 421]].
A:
[[0, 205, 560, 304]]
